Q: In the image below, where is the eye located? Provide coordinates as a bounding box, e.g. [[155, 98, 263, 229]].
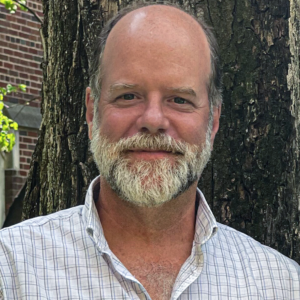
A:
[[118, 93, 136, 100], [168, 96, 195, 112], [173, 97, 188, 104]]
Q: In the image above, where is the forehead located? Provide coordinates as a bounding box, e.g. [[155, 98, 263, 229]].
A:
[[101, 5, 211, 86]]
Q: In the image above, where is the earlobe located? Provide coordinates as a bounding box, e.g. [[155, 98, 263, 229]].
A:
[[85, 87, 94, 140], [210, 105, 222, 149]]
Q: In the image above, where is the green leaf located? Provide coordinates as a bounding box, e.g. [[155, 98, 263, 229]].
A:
[[18, 84, 27, 92], [0, 110, 18, 151], [6, 84, 13, 93], [1, 0, 27, 13], [0, 87, 7, 95], [0, 94, 3, 101], [0, 102, 3, 111], [4, 1, 11, 10], [5, 84, 18, 94], [10, 122, 18, 130]]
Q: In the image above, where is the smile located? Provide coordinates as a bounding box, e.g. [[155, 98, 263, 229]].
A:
[[125, 149, 182, 159]]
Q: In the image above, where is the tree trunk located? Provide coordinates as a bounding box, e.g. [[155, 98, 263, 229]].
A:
[[23, 0, 300, 263], [199, 0, 300, 263]]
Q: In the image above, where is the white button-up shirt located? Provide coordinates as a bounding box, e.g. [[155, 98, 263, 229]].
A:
[[0, 176, 299, 299]]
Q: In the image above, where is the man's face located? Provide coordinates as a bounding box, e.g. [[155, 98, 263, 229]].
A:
[[86, 6, 221, 206]]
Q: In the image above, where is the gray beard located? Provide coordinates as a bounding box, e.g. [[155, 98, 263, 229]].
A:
[[90, 118, 212, 207]]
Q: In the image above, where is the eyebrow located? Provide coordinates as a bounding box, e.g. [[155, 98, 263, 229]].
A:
[[166, 86, 197, 97], [108, 83, 197, 97], [108, 83, 138, 97]]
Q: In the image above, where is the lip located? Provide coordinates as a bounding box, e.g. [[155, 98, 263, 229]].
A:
[[126, 149, 175, 159], [129, 149, 171, 152]]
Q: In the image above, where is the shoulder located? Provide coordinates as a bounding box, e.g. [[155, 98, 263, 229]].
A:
[[0, 205, 92, 298], [198, 223, 300, 299], [0, 205, 84, 252], [0, 205, 84, 229], [209, 222, 300, 280], [216, 223, 299, 266]]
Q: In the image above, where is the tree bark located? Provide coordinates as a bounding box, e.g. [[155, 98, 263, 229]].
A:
[[23, 0, 300, 263], [199, 0, 300, 262]]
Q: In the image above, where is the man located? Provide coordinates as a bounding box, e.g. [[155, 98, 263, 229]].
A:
[[0, 2, 299, 299]]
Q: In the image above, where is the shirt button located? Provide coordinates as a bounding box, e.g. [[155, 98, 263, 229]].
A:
[[87, 228, 94, 236]]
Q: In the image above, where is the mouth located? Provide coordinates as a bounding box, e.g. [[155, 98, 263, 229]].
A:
[[128, 149, 182, 154], [124, 149, 183, 159]]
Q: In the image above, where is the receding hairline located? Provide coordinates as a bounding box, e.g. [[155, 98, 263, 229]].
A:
[[100, 3, 211, 88], [105, 4, 210, 50], [89, 1, 222, 108], [116, 4, 205, 28]]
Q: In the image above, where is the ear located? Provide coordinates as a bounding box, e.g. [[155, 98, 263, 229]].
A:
[[210, 104, 221, 149], [85, 87, 94, 140]]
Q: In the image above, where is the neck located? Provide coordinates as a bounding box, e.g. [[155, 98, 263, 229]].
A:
[[96, 178, 198, 248]]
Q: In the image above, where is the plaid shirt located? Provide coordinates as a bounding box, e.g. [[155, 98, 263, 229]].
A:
[[0, 176, 299, 299]]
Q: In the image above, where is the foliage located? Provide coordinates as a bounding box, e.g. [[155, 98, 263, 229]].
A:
[[0, 84, 26, 152], [0, 0, 27, 13], [0, 1, 28, 152]]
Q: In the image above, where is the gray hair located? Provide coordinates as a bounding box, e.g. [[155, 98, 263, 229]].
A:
[[89, 1, 222, 111]]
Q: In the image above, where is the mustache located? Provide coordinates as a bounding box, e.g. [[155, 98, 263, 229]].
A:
[[108, 133, 197, 155]]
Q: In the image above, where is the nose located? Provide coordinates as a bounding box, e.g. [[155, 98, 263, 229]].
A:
[[136, 96, 170, 134]]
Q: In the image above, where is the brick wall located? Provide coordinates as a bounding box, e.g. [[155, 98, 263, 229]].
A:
[[4, 169, 23, 214], [19, 127, 38, 177], [0, 1, 43, 219], [0, 0, 43, 107], [5, 127, 39, 215]]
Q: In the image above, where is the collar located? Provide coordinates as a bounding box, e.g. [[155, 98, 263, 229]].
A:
[[82, 176, 109, 254], [82, 176, 218, 252], [194, 189, 218, 244]]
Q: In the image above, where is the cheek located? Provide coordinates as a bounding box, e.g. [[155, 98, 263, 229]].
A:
[[171, 115, 209, 145], [98, 108, 139, 141]]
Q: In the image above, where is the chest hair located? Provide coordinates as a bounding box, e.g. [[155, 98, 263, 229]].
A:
[[128, 258, 181, 300]]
